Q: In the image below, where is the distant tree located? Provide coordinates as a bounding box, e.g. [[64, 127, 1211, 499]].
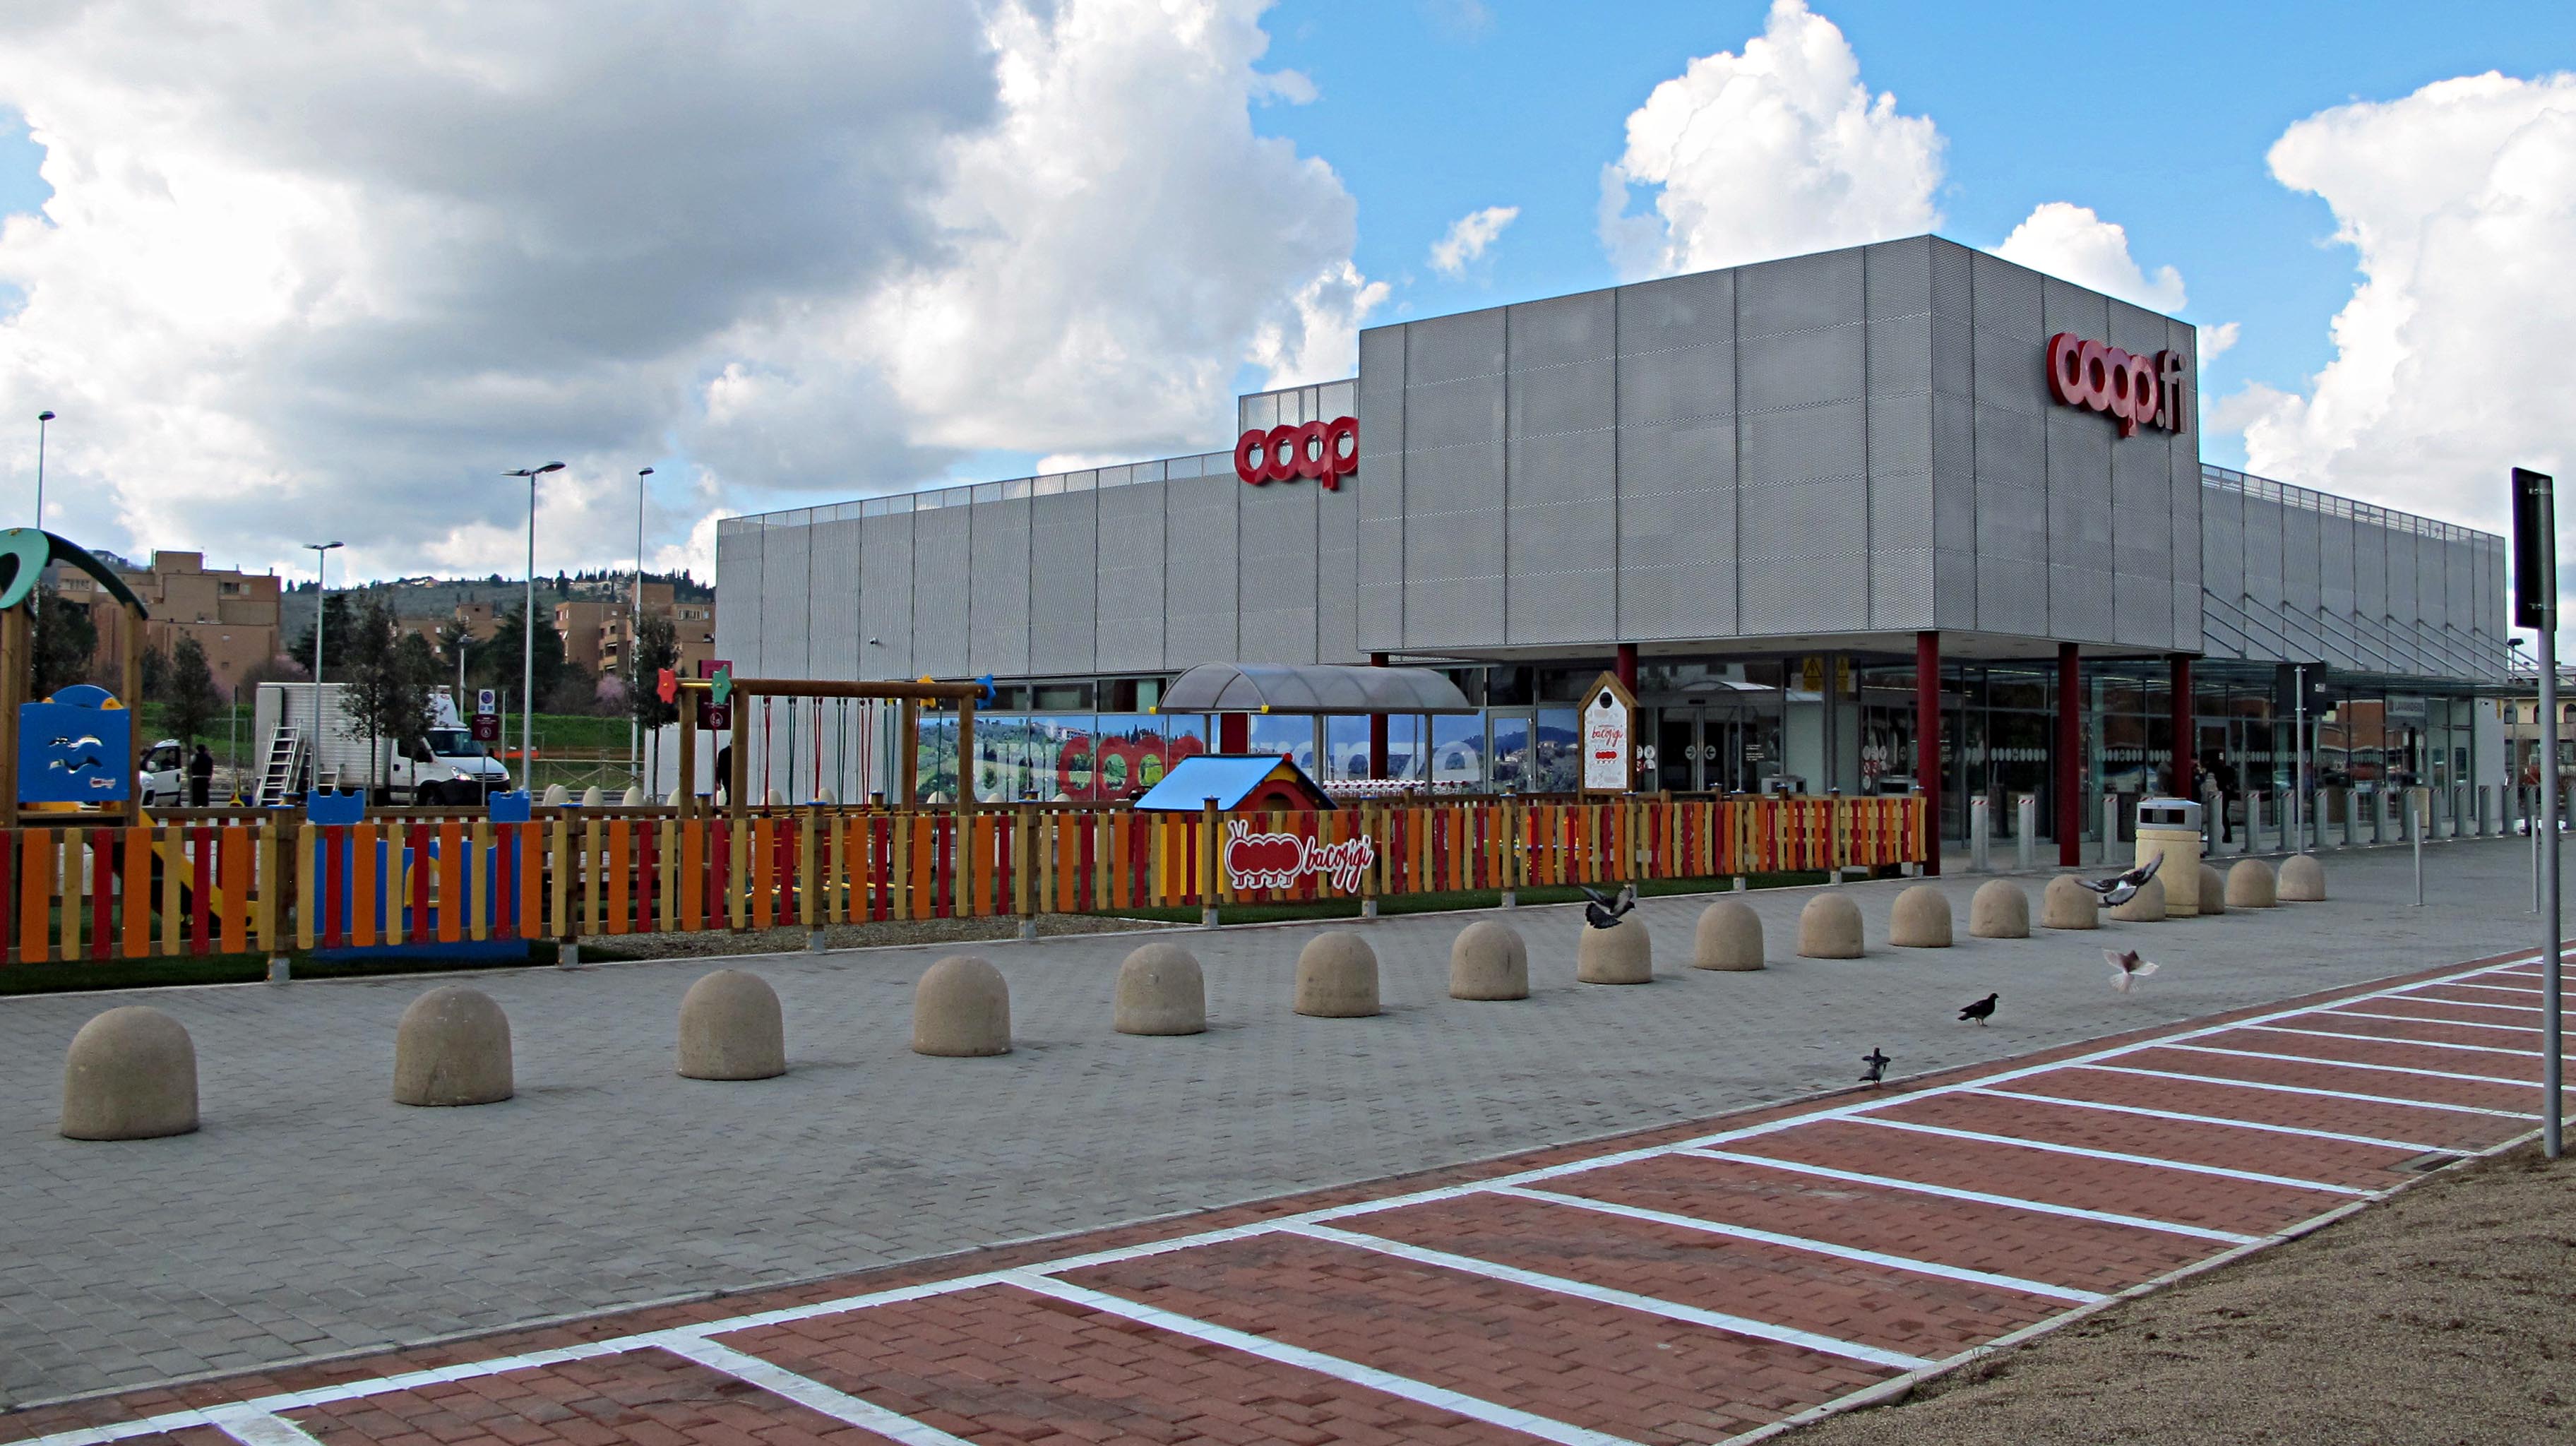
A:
[[475, 602, 568, 711], [160, 635, 223, 745], [340, 599, 432, 797], [138, 643, 169, 701], [30, 588, 99, 699], [627, 611, 681, 789], [292, 592, 355, 673]]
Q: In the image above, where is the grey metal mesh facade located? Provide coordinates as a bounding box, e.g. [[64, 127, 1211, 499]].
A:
[[711, 234, 2503, 687]]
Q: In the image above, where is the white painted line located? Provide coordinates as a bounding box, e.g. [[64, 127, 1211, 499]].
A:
[[1493, 1185, 2106, 1304], [1280, 1220, 1936, 1371], [652, 1334, 974, 1446], [2166, 1043, 2556, 1091], [1002, 1272, 1654, 1446], [1964, 1087, 2440, 1152], [2387, 993, 2559, 1014], [2441, 980, 2546, 995], [1680, 1149, 2260, 1244], [2082, 1064, 2539, 1120], [1847, 1117, 2368, 1196], [2246, 1024, 2541, 1057], [2322, 1008, 2539, 1034], [204, 1407, 328, 1446]]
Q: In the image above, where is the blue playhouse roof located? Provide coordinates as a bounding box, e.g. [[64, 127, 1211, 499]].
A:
[[1132, 754, 1309, 812]]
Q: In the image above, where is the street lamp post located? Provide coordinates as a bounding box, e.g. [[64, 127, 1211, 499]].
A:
[[302, 541, 344, 794], [504, 462, 565, 791], [34, 411, 54, 530], [633, 466, 652, 788]]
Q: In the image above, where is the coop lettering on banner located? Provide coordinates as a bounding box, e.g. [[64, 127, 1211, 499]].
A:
[[1234, 416, 1359, 489], [1223, 818, 1378, 892]]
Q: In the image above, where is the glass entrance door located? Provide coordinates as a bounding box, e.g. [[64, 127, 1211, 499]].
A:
[[1656, 712, 1698, 791]]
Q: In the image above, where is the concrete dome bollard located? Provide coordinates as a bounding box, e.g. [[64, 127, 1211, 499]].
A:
[[1448, 921, 1530, 1000], [664, 789, 684, 806], [765, 789, 787, 806], [676, 969, 786, 1080], [2197, 864, 2227, 916], [542, 784, 570, 806], [578, 786, 604, 807], [60, 1006, 198, 1141], [1888, 885, 1953, 948], [912, 956, 1011, 1056], [1576, 915, 1653, 984], [1693, 900, 1765, 970], [1115, 943, 1207, 1034], [621, 786, 645, 806], [393, 986, 514, 1106], [1294, 931, 1381, 1017], [2226, 858, 2278, 909], [2279, 854, 2327, 902], [2041, 876, 2099, 930], [2109, 875, 2166, 922], [1797, 894, 1864, 958], [1968, 880, 2029, 939]]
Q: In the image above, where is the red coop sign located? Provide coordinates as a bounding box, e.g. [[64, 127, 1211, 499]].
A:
[[1236, 415, 1359, 489], [2045, 333, 2188, 438]]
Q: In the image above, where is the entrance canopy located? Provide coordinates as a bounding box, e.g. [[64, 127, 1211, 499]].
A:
[[1157, 662, 1476, 715]]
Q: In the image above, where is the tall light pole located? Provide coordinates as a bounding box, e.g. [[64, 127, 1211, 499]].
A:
[[34, 410, 54, 530], [633, 466, 652, 787], [505, 462, 565, 787], [303, 541, 344, 794]]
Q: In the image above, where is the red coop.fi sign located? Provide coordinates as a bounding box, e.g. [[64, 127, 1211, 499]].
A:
[[1236, 416, 1359, 489], [2046, 333, 2189, 438]]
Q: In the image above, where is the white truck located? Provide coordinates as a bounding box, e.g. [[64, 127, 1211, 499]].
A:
[[251, 683, 513, 805]]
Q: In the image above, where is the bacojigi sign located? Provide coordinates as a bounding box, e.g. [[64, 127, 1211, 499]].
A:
[[2045, 333, 2188, 438], [1224, 818, 1377, 892], [1235, 416, 1359, 489]]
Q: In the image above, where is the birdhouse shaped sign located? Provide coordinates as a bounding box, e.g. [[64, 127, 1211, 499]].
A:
[[1580, 671, 1637, 795]]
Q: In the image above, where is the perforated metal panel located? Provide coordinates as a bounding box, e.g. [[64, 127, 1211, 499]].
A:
[[1743, 542, 1866, 634], [1508, 359, 1615, 439], [2200, 482, 2243, 601], [758, 523, 811, 680], [1739, 325, 1864, 414], [1162, 474, 1237, 668], [1356, 326, 1406, 650], [1237, 473, 1320, 664], [1508, 429, 1615, 645], [1737, 247, 1864, 337], [1969, 251, 2043, 343], [807, 519, 862, 681], [713, 522, 761, 676], [1508, 290, 1614, 366], [1929, 238, 1975, 320], [909, 506, 970, 677], [2416, 531, 2447, 634], [1616, 345, 1734, 428], [1405, 308, 1506, 386], [2049, 564, 2115, 643], [2282, 504, 2321, 617], [1616, 269, 1732, 353], [857, 513, 915, 679], [2243, 495, 2285, 611], [1931, 393, 1976, 557], [1739, 400, 1866, 489], [1317, 470, 1361, 663], [2318, 513, 2357, 618], [1095, 479, 1166, 671], [2040, 278, 2110, 354], [967, 498, 1031, 678], [1865, 237, 1931, 319], [1029, 491, 1097, 676]]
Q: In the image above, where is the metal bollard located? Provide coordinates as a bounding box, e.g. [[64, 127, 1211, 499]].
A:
[[2313, 789, 2330, 852], [2015, 794, 2035, 871], [1969, 796, 1991, 873], [2100, 794, 2120, 866]]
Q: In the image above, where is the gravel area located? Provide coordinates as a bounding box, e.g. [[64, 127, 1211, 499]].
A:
[[578, 912, 1174, 960], [1787, 1144, 2576, 1446]]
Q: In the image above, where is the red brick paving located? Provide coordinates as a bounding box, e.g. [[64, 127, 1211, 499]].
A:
[[1334, 1190, 2063, 1360], [1063, 1233, 1892, 1445], [2, 948, 2549, 1446], [284, 1349, 906, 1446], [2216, 1023, 2549, 1082], [1868, 1089, 2420, 1188], [2291, 1009, 2546, 1048], [1546, 1153, 2219, 1294]]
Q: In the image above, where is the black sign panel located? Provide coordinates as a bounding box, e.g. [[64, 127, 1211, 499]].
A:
[[2513, 467, 2556, 631]]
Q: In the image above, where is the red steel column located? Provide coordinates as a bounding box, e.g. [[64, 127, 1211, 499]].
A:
[[1368, 652, 1390, 777], [2058, 643, 2082, 866], [1219, 715, 1248, 753], [2170, 654, 2195, 800], [1916, 631, 1940, 876], [1615, 643, 1638, 693]]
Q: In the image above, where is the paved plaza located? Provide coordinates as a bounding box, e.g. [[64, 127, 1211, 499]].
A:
[[0, 835, 2559, 1417]]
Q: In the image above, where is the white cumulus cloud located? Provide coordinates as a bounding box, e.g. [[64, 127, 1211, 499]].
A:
[[1597, 0, 1941, 280], [1429, 205, 1519, 276], [1994, 201, 2188, 313], [2230, 71, 2576, 532], [0, 0, 1376, 582]]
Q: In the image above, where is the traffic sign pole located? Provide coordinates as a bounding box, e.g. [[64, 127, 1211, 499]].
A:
[[2512, 466, 2561, 1159]]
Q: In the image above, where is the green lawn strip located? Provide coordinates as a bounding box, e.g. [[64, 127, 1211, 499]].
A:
[[1099, 871, 1844, 926], [0, 943, 554, 995]]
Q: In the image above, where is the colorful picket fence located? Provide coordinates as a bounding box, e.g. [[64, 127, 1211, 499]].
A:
[[0, 795, 1925, 963]]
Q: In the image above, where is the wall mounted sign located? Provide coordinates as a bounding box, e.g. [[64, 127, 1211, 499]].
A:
[[1223, 818, 1377, 892], [2045, 333, 2188, 438], [1235, 416, 1359, 489]]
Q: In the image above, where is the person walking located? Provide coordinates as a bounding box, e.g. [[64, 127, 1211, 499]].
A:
[[187, 743, 215, 808]]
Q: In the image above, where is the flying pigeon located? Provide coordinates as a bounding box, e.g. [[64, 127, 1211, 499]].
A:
[[1859, 1048, 1892, 1085], [1579, 883, 1637, 931], [2077, 854, 2163, 908], [2105, 948, 2160, 993], [1957, 992, 1999, 1026]]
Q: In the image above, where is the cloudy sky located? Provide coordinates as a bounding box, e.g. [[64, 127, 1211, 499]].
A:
[[0, 0, 2571, 593]]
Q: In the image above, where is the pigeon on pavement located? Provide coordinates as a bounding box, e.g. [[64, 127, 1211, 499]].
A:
[[1580, 883, 1637, 930], [2105, 948, 2160, 993], [2078, 854, 2163, 908], [1957, 992, 1999, 1026], [1860, 1048, 1892, 1084]]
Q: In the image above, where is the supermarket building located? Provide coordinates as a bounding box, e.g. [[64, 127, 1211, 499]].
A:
[[712, 234, 2510, 851]]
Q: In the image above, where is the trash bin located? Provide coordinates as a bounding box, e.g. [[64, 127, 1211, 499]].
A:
[[2135, 797, 2204, 916]]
